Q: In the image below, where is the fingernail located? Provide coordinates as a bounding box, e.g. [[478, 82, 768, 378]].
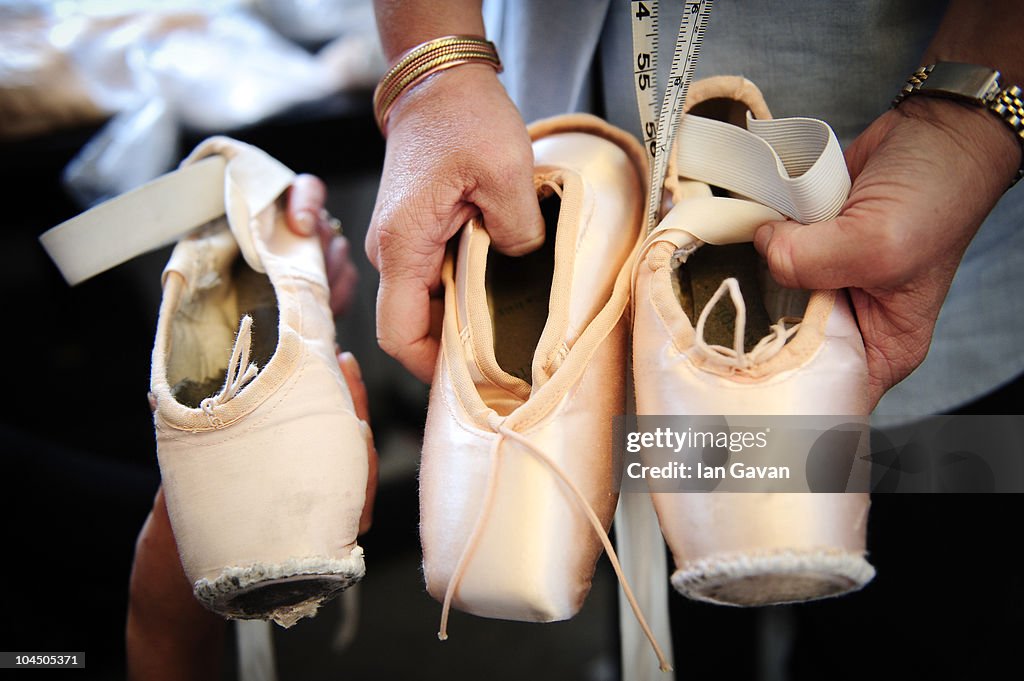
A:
[[753, 223, 773, 255], [295, 210, 316, 236]]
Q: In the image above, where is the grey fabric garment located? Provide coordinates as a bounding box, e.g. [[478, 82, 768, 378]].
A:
[[483, 0, 1024, 420]]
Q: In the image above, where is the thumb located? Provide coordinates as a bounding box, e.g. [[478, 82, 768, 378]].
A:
[[473, 161, 546, 257], [753, 215, 879, 290]]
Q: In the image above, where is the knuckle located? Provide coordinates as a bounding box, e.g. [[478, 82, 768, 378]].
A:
[[374, 314, 402, 358], [376, 333, 400, 359], [466, 140, 532, 189], [374, 224, 402, 255], [495, 148, 533, 186]]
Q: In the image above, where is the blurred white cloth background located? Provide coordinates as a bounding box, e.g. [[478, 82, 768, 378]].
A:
[[0, 0, 385, 203]]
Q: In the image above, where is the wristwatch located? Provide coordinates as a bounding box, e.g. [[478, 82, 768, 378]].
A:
[[892, 61, 1024, 188]]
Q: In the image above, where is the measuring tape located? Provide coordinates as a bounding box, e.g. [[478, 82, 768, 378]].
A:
[[631, 0, 714, 233]]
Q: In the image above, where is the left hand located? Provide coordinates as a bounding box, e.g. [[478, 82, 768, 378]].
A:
[[754, 96, 1021, 407]]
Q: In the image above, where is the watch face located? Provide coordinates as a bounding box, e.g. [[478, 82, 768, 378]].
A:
[[922, 62, 1001, 103]]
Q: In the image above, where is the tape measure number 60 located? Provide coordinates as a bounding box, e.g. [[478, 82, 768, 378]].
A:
[[630, 0, 714, 233]]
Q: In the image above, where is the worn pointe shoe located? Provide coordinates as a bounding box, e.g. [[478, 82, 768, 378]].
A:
[[420, 114, 650, 628], [633, 77, 875, 606], [41, 138, 369, 626]]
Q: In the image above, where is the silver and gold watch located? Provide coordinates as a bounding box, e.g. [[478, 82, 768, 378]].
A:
[[892, 61, 1024, 187]]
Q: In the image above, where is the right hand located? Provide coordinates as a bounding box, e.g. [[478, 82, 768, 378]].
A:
[[366, 64, 544, 382], [754, 97, 1020, 407]]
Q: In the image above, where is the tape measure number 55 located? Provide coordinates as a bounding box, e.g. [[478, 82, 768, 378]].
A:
[[630, 0, 714, 233]]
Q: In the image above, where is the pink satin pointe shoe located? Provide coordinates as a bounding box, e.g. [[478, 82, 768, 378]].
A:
[[41, 138, 370, 626], [633, 76, 875, 606], [419, 113, 670, 668]]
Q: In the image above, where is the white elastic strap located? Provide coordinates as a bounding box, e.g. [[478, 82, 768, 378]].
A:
[[40, 157, 227, 286], [616, 492, 675, 681], [39, 138, 296, 286], [675, 113, 850, 224], [236, 620, 278, 681]]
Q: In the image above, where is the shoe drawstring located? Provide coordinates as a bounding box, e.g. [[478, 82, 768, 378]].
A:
[[694, 278, 801, 371], [200, 314, 259, 424], [437, 428, 504, 641], [437, 415, 673, 673]]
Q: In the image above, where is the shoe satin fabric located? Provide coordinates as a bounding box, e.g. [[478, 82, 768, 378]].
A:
[[420, 114, 646, 623], [633, 77, 875, 606], [40, 137, 370, 627]]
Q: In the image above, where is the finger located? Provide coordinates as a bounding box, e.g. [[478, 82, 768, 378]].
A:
[[375, 271, 441, 382], [472, 158, 546, 257], [318, 215, 335, 255], [338, 351, 370, 423], [325, 235, 354, 284], [286, 174, 327, 236], [338, 352, 378, 536], [753, 213, 890, 290], [324, 236, 358, 316], [330, 264, 359, 317], [358, 442, 378, 537]]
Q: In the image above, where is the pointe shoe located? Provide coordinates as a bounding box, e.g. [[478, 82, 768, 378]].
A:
[[41, 138, 370, 626], [420, 114, 647, 626], [632, 77, 875, 606]]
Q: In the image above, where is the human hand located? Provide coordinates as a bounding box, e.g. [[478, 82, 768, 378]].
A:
[[126, 351, 379, 681], [365, 64, 545, 382], [754, 97, 1021, 407], [286, 174, 359, 316], [339, 350, 379, 535]]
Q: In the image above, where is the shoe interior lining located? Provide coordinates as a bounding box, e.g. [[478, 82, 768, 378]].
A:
[[675, 243, 808, 353], [674, 97, 810, 352], [689, 97, 752, 131], [169, 253, 279, 408], [485, 191, 559, 384]]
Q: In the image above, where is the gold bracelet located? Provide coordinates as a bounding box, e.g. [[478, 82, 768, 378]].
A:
[[373, 35, 502, 135]]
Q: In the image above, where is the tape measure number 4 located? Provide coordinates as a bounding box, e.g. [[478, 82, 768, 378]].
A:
[[630, 0, 714, 233]]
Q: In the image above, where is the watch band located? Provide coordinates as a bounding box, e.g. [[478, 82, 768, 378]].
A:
[[893, 61, 1024, 188]]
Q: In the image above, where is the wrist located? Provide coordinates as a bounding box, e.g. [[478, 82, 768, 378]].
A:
[[373, 34, 501, 134], [386, 62, 504, 134], [895, 95, 1021, 191], [375, 1, 486, 61], [892, 61, 1024, 189]]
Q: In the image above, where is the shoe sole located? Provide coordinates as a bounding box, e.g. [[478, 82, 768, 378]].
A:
[[194, 549, 365, 627], [671, 548, 875, 606]]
